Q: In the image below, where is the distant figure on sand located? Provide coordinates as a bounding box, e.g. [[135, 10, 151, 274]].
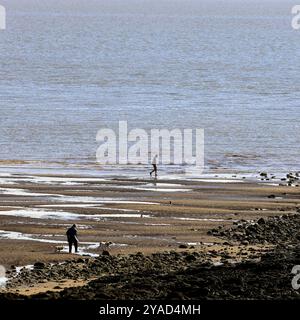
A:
[[150, 155, 158, 177], [66, 224, 78, 254]]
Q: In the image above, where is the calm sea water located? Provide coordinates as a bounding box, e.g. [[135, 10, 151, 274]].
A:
[[0, 0, 300, 175]]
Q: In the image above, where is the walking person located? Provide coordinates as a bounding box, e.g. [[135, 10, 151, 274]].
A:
[[66, 224, 78, 253], [150, 154, 158, 178]]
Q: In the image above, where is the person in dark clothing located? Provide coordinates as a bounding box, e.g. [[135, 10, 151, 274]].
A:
[[150, 155, 158, 177], [66, 224, 78, 253]]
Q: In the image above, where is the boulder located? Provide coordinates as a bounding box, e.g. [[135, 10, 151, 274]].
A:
[[34, 262, 46, 269]]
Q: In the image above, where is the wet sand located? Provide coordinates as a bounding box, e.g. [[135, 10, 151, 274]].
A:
[[0, 171, 299, 296]]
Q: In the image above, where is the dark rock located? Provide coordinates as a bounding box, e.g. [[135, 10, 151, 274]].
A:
[[76, 258, 85, 263], [241, 241, 249, 245], [34, 262, 46, 269], [184, 254, 197, 262], [257, 218, 266, 225], [179, 244, 188, 249], [260, 172, 268, 177]]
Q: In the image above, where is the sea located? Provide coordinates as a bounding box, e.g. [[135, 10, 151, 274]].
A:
[[0, 0, 300, 178]]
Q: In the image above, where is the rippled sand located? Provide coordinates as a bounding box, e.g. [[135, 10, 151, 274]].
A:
[[0, 172, 298, 269]]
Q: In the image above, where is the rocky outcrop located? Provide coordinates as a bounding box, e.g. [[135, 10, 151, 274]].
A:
[[208, 214, 300, 245], [2, 245, 299, 300]]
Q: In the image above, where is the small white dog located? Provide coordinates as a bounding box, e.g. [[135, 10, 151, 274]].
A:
[[55, 246, 64, 253], [99, 241, 113, 251]]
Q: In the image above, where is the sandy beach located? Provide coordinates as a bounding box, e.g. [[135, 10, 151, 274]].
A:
[[1, 0, 300, 311], [0, 169, 299, 299]]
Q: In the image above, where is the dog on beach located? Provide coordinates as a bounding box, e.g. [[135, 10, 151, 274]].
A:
[[55, 246, 64, 253], [99, 241, 112, 251]]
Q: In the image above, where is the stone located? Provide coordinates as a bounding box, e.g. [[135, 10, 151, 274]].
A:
[[34, 262, 46, 269], [179, 244, 188, 249], [260, 172, 268, 177], [257, 218, 266, 225], [185, 254, 197, 262]]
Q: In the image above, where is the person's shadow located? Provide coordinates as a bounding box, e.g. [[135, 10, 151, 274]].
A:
[[151, 177, 158, 187], [150, 177, 158, 189]]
